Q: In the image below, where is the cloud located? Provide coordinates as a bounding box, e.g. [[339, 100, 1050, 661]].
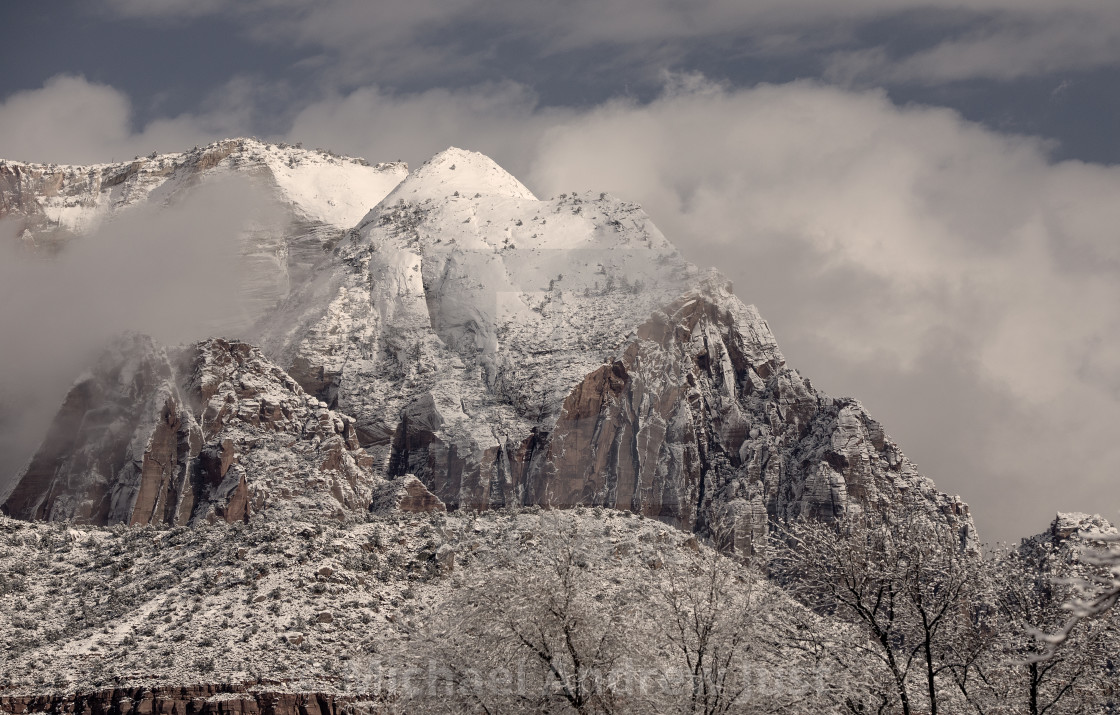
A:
[[0, 176, 275, 495], [0, 76, 135, 164], [0, 75, 256, 165], [100, 0, 1120, 86], [285, 82, 573, 176]]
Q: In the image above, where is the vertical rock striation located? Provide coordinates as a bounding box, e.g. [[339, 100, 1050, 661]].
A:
[[257, 147, 975, 550], [1, 337, 382, 525]]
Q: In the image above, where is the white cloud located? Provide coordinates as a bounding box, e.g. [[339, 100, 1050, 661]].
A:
[[0, 76, 135, 164], [0, 75, 256, 165]]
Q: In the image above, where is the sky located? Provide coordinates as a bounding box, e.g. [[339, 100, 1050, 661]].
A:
[[2, 0, 1119, 543]]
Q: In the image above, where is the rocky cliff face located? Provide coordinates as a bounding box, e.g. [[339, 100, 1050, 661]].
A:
[[2, 334, 196, 525], [1, 335, 384, 526], [0, 684, 374, 715], [515, 284, 973, 554], [2, 144, 974, 549], [248, 147, 973, 550]]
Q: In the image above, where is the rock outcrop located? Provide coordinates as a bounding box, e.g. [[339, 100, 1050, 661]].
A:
[[383, 474, 448, 513], [1, 334, 191, 524], [1047, 512, 1118, 542], [1, 336, 380, 525]]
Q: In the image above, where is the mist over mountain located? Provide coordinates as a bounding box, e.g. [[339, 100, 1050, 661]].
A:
[[0, 141, 405, 496], [4, 0, 1120, 707]]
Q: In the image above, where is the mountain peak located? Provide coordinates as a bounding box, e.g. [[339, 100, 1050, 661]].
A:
[[383, 147, 536, 204]]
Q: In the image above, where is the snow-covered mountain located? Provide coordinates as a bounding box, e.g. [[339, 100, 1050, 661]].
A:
[[0, 139, 407, 328], [0, 138, 405, 241], [1, 144, 974, 554]]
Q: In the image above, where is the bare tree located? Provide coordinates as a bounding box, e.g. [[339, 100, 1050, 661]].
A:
[[411, 514, 648, 713], [894, 515, 983, 715], [404, 510, 862, 714], [655, 547, 756, 714], [498, 519, 632, 713], [984, 539, 1116, 715], [772, 515, 918, 714], [766, 596, 901, 714], [771, 511, 982, 715], [655, 544, 866, 714]]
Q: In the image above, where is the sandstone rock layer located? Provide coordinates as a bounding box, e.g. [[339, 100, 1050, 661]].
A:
[[0, 683, 375, 715], [2, 336, 380, 525]]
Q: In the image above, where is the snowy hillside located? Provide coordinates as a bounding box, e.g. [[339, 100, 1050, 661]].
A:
[[0, 508, 850, 712]]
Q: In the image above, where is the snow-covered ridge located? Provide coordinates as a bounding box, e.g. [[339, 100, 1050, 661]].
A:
[[0, 138, 408, 237]]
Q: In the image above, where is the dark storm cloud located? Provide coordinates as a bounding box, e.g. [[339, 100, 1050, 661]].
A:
[[6, 1, 1120, 163], [101, 0, 1120, 85]]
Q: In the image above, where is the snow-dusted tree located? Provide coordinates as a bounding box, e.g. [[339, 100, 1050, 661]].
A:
[[766, 590, 904, 713], [651, 536, 877, 714], [979, 537, 1117, 715], [1043, 529, 1120, 653], [409, 514, 652, 714], [494, 520, 637, 713], [654, 547, 757, 714], [771, 511, 982, 715], [405, 510, 861, 714]]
